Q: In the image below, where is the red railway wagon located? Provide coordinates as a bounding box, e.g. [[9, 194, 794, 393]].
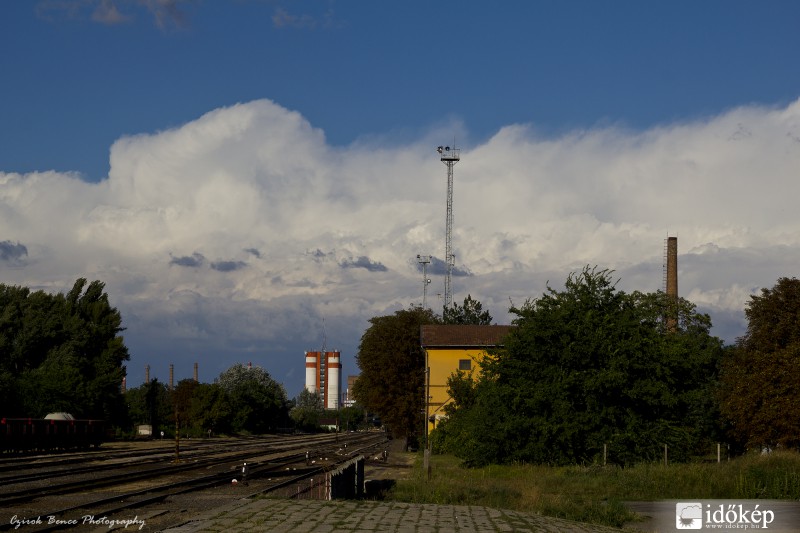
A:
[[0, 417, 106, 453]]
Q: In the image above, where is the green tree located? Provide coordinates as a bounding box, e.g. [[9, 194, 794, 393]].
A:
[[189, 382, 232, 436], [144, 379, 172, 436], [123, 379, 172, 436], [290, 389, 324, 431], [172, 379, 198, 436], [217, 363, 288, 434], [339, 404, 367, 432], [0, 279, 129, 419], [435, 267, 724, 466], [443, 294, 493, 325], [62, 279, 130, 419], [719, 277, 800, 450], [24, 344, 84, 415], [124, 384, 148, 428], [630, 291, 726, 450], [353, 306, 440, 444]]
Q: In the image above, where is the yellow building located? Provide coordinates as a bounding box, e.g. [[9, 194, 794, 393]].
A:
[[420, 324, 514, 433]]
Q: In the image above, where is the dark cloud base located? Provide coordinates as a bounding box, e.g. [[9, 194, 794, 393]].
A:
[[0, 240, 28, 262]]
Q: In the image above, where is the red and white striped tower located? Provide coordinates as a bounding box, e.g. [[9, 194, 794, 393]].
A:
[[325, 351, 341, 409], [305, 351, 319, 394]]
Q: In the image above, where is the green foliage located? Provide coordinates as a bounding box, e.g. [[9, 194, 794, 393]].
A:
[[338, 404, 367, 431], [172, 378, 197, 432], [353, 306, 440, 440], [443, 294, 493, 325], [123, 383, 148, 428], [290, 389, 324, 431], [217, 363, 289, 433], [0, 278, 129, 419], [434, 266, 724, 466], [740, 277, 800, 353], [189, 382, 231, 435], [719, 277, 800, 450], [125, 379, 172, 434]]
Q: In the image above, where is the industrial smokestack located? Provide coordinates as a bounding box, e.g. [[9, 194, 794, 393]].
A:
[[169, 363, 174, 390], [667, 236, 678, 299], [194, 362, 198, 383], [145, 364, 150, 384], [666, 236, 678, 331]]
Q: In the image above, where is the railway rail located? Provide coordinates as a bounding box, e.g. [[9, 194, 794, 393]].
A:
[[0, 435, 324, 490], [0, 432, 389, 532]]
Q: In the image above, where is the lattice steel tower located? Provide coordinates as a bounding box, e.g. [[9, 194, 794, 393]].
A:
[[417, 254, 432, 309], [437, 144, 460, 309]]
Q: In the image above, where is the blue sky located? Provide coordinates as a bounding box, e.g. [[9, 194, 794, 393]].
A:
[[5, 1, 799, 180], [2, 1, 800, 398]]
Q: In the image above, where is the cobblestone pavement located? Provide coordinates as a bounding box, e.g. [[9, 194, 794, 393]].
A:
[[162, 498, 628, 533]]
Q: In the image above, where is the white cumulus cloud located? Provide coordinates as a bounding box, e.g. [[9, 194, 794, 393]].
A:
[[2, 97, 800, 392]]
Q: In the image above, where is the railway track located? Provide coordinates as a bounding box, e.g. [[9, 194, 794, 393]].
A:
[[0, 436, 320, 490], [0, 432, 389, 532]]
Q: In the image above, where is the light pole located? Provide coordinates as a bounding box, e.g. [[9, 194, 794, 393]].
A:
[[417, 254, 432, 308], [437, 144, 460, 309]]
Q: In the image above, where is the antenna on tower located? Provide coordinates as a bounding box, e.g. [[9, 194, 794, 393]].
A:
[[417, 254, 432, 308], [320, 317, 327, 353], [437, 144, 460, 309]]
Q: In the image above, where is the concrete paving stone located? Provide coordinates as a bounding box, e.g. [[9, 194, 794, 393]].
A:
[[163, 498, 628, 533]]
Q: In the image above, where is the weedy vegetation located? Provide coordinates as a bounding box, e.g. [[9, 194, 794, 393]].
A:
[[386, 450, 800, 528]]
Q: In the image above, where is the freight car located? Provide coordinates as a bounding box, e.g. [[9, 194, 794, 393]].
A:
[[0, 413, 106, 453]]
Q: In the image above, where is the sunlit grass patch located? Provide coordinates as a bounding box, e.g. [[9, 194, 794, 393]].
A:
[[386, 450, 800, 528]]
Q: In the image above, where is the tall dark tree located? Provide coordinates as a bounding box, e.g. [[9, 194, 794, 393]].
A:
[[172, 378, 198, 435], [143, 379, 171, 436], [0, 278, 129, 419], [434, 267, 724, 466], [63, 279, 129, 419], [443, 294, 493, 325], [353, 306, 439, 443], [719, 277, 800, 450]]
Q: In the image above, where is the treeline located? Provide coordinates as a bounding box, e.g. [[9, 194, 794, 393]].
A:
[[354, 267, 800, 465], [124, 364, 368, 438], [0, 279, 367, 437]]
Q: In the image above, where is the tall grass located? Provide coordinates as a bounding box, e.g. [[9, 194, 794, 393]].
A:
[[386, 451, 800, 528]]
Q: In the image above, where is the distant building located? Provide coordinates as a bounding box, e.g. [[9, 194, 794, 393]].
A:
[[420, 325, 514, 432], [343, 374, 359, 407], [304, 351, 342, 409]]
